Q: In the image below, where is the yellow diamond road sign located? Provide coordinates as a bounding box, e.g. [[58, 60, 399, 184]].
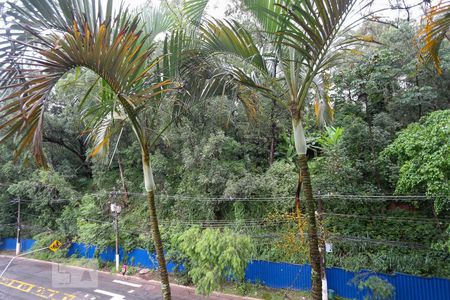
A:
[[49, 240, 62, 252]]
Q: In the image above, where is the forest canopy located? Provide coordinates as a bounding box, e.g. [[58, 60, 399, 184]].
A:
[[0, 1, 449, 295]]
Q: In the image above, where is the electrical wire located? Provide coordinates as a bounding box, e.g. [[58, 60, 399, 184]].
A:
[[8, 198, 74, 204], [251, 232, 444, 252], [327, 235, 434, 250], [321, 213, 450, 224], [320, 194, 432, 202], [1, 185, 447, 254], [1, 183, 444, 203]]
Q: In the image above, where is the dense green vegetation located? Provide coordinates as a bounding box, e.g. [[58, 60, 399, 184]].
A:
[[0, 0, 449, 297]]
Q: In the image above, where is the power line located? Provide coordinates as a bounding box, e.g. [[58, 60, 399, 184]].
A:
[[1, 183, 444, 203], [251, 232, 444, 252], [14, 198, 74, 203], [321, 213, 450, 224], [327, 235, 434, 250], [321, 194, 433, 202], [101, 192, 296, 201], [81, 218, 111, 224], [105, 192, 440, 203]]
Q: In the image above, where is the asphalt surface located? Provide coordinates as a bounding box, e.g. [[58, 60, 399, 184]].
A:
[[0, 256, 169, 300]]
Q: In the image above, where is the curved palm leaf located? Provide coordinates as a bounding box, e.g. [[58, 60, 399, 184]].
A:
[[7, 0, 117, 33], [242, 0, 285, 34], [183, 0, 210, 25], [0, 0, 170, 166], [418, 1, 450, 75], [141, 3, 176, 42], [201, 18, 269, 74], [278, 0, 360, 114]]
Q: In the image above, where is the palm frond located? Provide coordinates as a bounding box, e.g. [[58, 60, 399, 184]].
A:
[[417, 1, 450, 75], [183, 0, 210, 26], [201, 18, 269, 74], [141, 3, 176, 41], [0, 0, 170, 166], [277, 0, 360, 114], [313, 73, 333, 126], [279, 0, 357, 70], [7, 0, 118, 34], [242, 0, 285, 34]]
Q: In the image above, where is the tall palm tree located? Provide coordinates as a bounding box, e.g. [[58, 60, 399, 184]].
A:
[[418, 1, 450, 75], [0, 1, 173, 298], [196, 0, 370, 298]]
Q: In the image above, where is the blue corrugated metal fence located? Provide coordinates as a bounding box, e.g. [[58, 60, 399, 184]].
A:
[[1, 238, 449, 299], [0, 238, 35, 252]]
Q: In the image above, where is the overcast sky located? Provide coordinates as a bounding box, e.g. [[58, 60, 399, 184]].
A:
[[0, 0, 428, 21], [118, 0, 427, 21], [0, 0, 430, 31]]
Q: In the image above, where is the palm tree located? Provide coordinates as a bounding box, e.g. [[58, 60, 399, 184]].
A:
[[418, 1, 450, 75], [196, 1, 369, 298], [0, 1, 173, 298]]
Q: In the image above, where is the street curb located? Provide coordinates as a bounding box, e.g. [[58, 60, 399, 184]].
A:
[[0, 254, 261, 300]]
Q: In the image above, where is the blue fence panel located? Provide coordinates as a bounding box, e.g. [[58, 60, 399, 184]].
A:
[[0, 238, 16, 250], [2, 238, 449, 300], [125, 248, 182, 272], [245, 260, 312, 290], [327, 268, 450, 300], [67, 242, 96, 259], [127, 248, 156, 268], [21, 239, 35, 252], [0, 238, 35, 252], [327, 267, 361, 299], [388, 272, 450, 300], [99, 246, 125, 262]]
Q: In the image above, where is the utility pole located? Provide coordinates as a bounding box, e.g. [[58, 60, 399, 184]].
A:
[[110, 202, 122, 272], [317, 191, 328, 300], [15, 198, 21, 256]]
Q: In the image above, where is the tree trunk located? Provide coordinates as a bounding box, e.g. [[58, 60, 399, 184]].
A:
[[269, 100, 276, 165], [147, 190, 171, 300], [118, 157, 130, 208], [299, 154, 322, 300], [142, 149, 171, 300]]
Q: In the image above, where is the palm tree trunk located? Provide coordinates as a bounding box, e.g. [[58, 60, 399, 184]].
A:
[[142, 149, 171, 300], [299, 154, 322, 300], [147, 190, 171, 300]]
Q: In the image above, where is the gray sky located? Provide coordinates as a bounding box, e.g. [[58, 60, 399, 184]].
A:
[[116, 0, 229, 18], [120, 0, 427, 21]]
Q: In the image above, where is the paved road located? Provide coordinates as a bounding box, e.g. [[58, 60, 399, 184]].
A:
[[0, 256, 254, 300], [0, 256, 185, 300]]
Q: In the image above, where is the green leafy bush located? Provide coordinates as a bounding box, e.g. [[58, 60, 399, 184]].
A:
[[380, 110, 450, 212], [31, 232, 69, 261], [172, 226, 254, 295], [351, 273, 395, 300]]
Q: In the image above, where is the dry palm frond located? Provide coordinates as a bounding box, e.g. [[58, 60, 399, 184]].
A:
[[417, 1, 450, 75]]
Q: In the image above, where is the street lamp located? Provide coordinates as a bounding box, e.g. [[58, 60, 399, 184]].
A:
[[110, 203, 122, 272]]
